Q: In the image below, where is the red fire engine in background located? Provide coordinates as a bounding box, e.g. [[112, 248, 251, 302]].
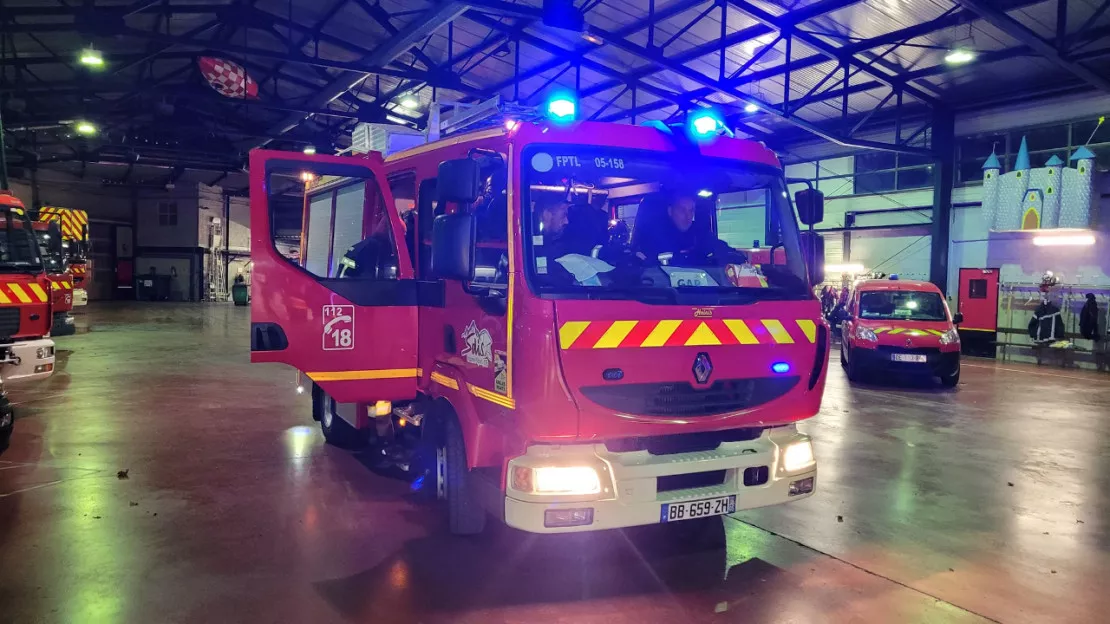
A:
[[32, 221, 75, 336], [250, 100, 828, 535], [0, 192, 57, 383], [37, 206, 91, 308]]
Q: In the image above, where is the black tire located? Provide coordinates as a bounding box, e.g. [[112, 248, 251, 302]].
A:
[[312, 384, 362, 448], [846, 351, 863, 383], [940, 366, 960, 388], [442, 416, 486, 535], [0, 397, 12, 451]]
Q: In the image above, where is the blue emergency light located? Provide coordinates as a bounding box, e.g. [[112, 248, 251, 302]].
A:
[[546, 94, 577, 121], [772, 362, 791, 374], [689, 110, 722, 138]]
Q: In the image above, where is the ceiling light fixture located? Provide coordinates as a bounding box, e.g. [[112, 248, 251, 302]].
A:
[[303, 145, 317, 155], [74, 121, 98, 135], [944, 48, 976, 64], [399, 97, 419, 109], [744, 103, 759, 113], [79, 47, 104, 67]]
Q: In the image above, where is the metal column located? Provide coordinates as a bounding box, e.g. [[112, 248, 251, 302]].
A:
[[930, 109, 955, 294]]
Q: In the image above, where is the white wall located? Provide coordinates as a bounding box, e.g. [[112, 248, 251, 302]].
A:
[[7, 171, 133, 221]]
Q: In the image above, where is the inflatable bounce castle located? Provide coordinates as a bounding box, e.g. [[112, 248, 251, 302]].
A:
[[981, 137, 1096, 231]]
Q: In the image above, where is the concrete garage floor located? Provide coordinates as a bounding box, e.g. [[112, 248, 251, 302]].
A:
[[1, 304, 1107, 623]]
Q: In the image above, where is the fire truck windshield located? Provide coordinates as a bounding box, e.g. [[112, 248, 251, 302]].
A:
[[0, 212, 45, 273], [522, 146, 809, 303], [36, 230, 66, 274]]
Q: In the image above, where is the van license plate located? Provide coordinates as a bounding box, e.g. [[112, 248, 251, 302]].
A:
[[892, 353, 927, 363], [660, 495, 736, 523]]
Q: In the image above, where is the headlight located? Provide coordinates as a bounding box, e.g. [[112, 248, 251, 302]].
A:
[[939, 328, 960, 345], [782, 441, 816, 473], [854, 325, 877, 342], [512, 465, 602, 495], [36, 346, 54, 359]]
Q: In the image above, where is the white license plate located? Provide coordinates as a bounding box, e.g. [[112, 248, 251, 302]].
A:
[[892, 353, 927, 363], [660, 495, 736, 523]]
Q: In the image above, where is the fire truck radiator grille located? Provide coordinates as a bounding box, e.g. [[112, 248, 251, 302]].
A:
[[605, 428, 764, 455], [0, 308, 20, 339], [581, 377, 799, 418]]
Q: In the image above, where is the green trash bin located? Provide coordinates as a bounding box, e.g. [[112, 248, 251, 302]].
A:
[[231, 283, 250, 306]]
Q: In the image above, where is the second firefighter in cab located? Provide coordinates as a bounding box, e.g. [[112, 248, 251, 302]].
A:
[[840, 277, 963, 387]]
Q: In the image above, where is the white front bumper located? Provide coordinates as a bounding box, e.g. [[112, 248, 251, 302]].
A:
[[503, 425, 816, 533], [1, 338, 56, 384], [73, 288, 89, 307]]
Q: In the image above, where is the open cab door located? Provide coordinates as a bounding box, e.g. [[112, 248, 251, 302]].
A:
[[249, 149, 419, 404]]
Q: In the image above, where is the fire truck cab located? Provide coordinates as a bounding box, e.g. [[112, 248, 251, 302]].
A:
[[840, 277, 962, 387], [33, 221, 75, 336], [37, 207, 91, 308], [0, 191, 57, 385], [250, 103, 828, 535]]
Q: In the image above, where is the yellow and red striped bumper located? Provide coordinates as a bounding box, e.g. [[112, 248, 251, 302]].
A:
[[559, 319, 818, 350]]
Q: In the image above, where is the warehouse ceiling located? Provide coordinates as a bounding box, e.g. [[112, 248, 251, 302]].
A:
[[2, 0, 1109, 190]]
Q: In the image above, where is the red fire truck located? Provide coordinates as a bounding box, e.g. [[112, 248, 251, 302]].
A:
[[33, 221, 75, 336], [0, 191, 57, 385], [250, 103, 828, 535], [37, 206, 91, 308]]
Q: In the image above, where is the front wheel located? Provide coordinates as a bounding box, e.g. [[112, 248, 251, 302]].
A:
[[312, 384, 362, 448], [845, 351, 864, 383], [0, 396, 13, 451], [440, 416, 486, 536], [940, 366, 961, 388]]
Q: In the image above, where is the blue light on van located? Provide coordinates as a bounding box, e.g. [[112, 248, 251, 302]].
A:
[[772, 362, 791, 374]]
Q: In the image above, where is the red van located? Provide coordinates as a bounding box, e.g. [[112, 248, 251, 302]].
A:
[[840, 278, 962, 387]]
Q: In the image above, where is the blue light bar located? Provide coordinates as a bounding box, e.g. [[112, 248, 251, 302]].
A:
[[772, 362, 791, 374], [690, 111, 720, 136]]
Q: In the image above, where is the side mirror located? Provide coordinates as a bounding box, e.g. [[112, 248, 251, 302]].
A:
[[795, 188, 825, 226], [799, 231, 825, 286], [430, 212, 474, 281], [952, 312, 964, 325], [437, 158, 482, 204]]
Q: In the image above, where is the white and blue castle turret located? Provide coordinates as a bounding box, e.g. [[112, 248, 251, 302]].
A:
[[981, 136, 1096, 231]]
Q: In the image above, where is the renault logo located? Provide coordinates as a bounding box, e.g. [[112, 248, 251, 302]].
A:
[[692, 352, 713, 384]]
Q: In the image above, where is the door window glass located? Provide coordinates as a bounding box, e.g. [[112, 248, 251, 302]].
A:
[[389, 172, 418, 271], [968, 278, 987, 299], [330, 183, 365, 277], [304, 194, 333, 277]]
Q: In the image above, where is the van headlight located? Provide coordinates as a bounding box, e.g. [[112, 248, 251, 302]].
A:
[[37, 346, 54, 359], [511, 465, 603, 495], [939, 328, 960, 345], [782, 440, 816, 473], [854, 325, 877, 342]]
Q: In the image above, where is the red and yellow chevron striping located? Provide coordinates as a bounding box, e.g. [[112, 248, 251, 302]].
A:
[[50, 280, 73, 291], [0, 282, 49, 305], [873, 327, 945, 337], [71, 265, 88, 275], [38, 207, 89, 242], [559, 319, 818, 349]]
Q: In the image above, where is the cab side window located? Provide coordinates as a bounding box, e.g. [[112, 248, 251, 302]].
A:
[[389, 172, 417, 272], [471, 159, 508, 287]]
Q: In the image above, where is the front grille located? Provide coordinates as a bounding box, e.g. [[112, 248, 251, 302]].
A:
[[605, 428, 763, 455], [581, 376, 799, 417], [0, 308, 20, 339], [657, 470, 726, 493]]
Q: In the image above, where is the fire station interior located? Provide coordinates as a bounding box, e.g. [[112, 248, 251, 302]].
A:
[[2, 1, 1110, 622]]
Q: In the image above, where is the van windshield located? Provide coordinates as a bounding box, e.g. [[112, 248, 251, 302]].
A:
[[522, 145, 809, 304], [859, 291, 948, 322]]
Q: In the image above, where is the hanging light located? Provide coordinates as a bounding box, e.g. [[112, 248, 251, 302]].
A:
[[944, 48, 976, 64], [399, 97, 419, 109], [74, 121, 98, 135], [744, 103, 760, 113], [303, 145, 317, 155], [79, 47, 104, 67]]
